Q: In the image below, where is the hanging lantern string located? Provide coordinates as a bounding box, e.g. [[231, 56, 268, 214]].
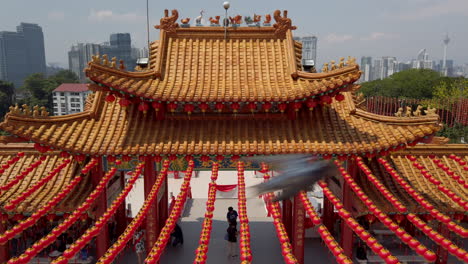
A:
[[52, 162, 146, 264], [96, 160, 171, 264], [237, 161, 252, 263], [193, 162, 219, 263], [9, 161, 119, 264], [378, 158, 468, 238], [261, 162, 298, 264], [447, 154, 468, 169], [298, 191, 352, 264], [3, 158, 72, 211], [0, 155, 47, 193], [144, 160, 195, 264], [0, 152, 25, 175], [0, 173, 85, 245], [429, 156, 467, 189], [319, 181, 400, 264], [406, 155, 468, 211], [334, 160, 436, 262], [357, 157, 468, 261]]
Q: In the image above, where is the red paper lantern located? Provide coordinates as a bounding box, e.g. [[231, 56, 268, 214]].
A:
[[199, 102, 209, 113], [321, 95, 332, 105], [151, 101, 163, 112], [200, 155, 210, 162], [118, 97, 131, 108], [247, 102, 256, 113], [305, 99, 317, 110], [215, 155, 224, 161], [168, 102, 177, 112], [184, 104, 195, 115], [335, 93, 345, 102], [138, 102, 149, 114], [105, 94, 116, 102], [278, 103, 287, 113], [215, 102, 224, 112], [262, 102, 272, 112]]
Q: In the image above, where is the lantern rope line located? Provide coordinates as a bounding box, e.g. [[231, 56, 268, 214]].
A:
[[406, 155, 468, 211], [357, 158, 468, 261], [319, 181, 400, 264], [0, 152, 25, 176], [0, 175, 84, 245], [9, 161, 118, 264], [429, 156, 467, 189], [378, 158, 468, 238], [3, 158, 72, 211], [261, 163, 298, 264], [237, 161, 253, 263], [298, 191, 352, 264], [0, 155, 46, 193], [193, 162, 219, 263], [52, 162, 145, 264], [334, 160, 436, 262], [96, 160, 171, 264], [448, 154, 468, 168], [144, 160, 195, 264]]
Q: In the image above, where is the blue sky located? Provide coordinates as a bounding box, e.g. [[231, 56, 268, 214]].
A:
[[1, 0, 467, 67]]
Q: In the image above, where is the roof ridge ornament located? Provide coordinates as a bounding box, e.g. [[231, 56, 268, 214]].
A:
[[273, 10, 297, 37], [155, 9, 179, 33]]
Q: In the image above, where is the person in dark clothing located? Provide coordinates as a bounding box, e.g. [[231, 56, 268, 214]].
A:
[[171, 223, 184, 247], [356, 244, 367, 260], [226, 223, 238, 258], [226, 207, 238, 225]]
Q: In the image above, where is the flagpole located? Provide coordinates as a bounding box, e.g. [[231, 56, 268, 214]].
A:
[[146, 0, 151, 67]]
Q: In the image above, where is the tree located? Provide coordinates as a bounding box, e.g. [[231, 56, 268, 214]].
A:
[[360, 69, 442, 98], [0, 81, 15, 120], [19, 70, 79, 113], [432, 78, 468, 100]]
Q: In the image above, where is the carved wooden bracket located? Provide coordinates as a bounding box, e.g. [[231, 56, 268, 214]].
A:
[[155, 9, 179, 33], [273, 10, 297, 37]]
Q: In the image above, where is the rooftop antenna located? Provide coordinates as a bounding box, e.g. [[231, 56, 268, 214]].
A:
[[146, 0, 151, 68], [223, 1, 230, 39]]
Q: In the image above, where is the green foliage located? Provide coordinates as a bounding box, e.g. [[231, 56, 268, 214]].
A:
[[0, 81, 15, 120], [436, 123, 468, 143], [360, 69, 442, 98], [19, 70, 79, 112], [433, 78, 468, 100]]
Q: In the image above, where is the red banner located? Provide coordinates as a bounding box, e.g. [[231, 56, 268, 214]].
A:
[[215, 184, 237, 192]]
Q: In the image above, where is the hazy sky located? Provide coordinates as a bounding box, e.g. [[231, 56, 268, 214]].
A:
[[1, 0, 467, 68]]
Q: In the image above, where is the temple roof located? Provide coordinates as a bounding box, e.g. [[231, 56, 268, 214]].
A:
[[353, 145, 467, 214], [0, 144, 92, 214], [0, 91, 441, 156], [85, 18, 361, 103]]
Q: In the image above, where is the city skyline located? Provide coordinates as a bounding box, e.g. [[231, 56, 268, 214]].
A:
[[1, 0, 468, 68]]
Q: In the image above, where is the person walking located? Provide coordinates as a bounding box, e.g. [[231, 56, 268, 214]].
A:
[[171, 223, 184, 247], [226, 206, 238, 225], [226, 223, 238, 258]]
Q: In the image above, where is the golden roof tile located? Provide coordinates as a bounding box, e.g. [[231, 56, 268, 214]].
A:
[[85, 25, 361, 103], [0, 144, 92, 213], [0, 91, 441, 156]]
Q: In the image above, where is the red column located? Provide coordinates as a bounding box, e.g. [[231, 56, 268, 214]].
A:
[[435, 223, 449, 264], [291, 195, 305, 264], [144, 157, 159, 253], [282, 199, 293, 238], [0, 220, 9, 263], [158, 174, 168, 231], [323, 195, 334, 233], [116, 171, 127, 236], [341, 159, 356, 258], [92, 158, 109, 259]]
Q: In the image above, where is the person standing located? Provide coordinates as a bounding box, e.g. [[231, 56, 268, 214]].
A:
[[226, 223, 238, 258], [133, 229, 145, 264], [226, 207, 238, 225], [171, 223, 184, 247]]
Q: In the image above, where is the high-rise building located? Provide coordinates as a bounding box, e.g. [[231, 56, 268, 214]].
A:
[[411, 49, 434, 70], [0, 23, 46, 89], [373, 59, 383, 80], [360, 56, 373, 82], [68, 43, 102, 82], [17, 23, 46, 76], [68, 33, 137, 82], [293, 36, 318, 67], [382, 56, 397, 78], [52, 83, 91, 116]]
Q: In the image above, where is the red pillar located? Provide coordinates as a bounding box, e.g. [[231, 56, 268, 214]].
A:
[[92, 158, 109, 259], [0, 220, 9, 263], [435, 223, 449, 264], [291, 195, 306, 264], [144, 157, 159, 253], [341, 159, 356, 258], [323, 195, 335, 234], [282, 199, 293, 238], [116, 171, 127, 236], [158, 174, 168, 231]]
